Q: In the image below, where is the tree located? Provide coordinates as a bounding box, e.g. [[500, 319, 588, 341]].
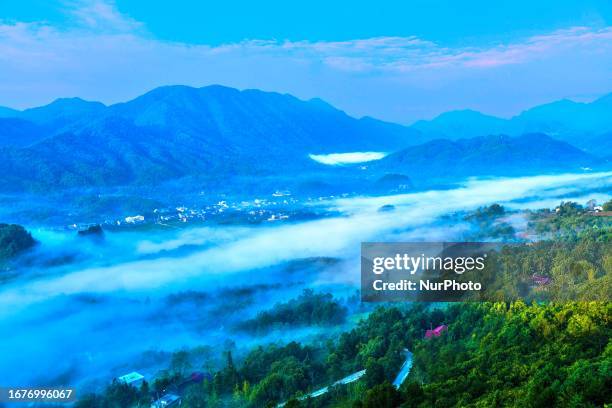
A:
[[364, 360, 385, 387], [399, 382, 425, 407], [0, 223, 36, 260], [74, 393, 105, 408], [170, 350, 192, 376], [182, 384, 209, 408], [284, 399, 302, 408], [103, 380, 140, 408], [361, 383, 403, 408]]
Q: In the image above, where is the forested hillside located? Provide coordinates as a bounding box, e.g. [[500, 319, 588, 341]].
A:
[[74, 204, 611, 407]]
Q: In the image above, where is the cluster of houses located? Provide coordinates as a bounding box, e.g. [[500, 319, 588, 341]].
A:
[[553, 199, 610, 216], [65, 190, 365, 233], [67, 191, 311, 231], [586, 199, 606, 213], [117, 370, 211, 408], [118, 193, 302, 226], [554, 200, 611, 215]]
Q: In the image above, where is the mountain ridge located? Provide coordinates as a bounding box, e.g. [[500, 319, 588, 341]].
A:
[[0, 85, 423, 191], [410, 93, 612, 155], [0, 85, 609, 192], [372, 133, 603, 180]]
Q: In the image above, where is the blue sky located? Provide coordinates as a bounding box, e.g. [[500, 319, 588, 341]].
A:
[[1, 0, 611, 123]]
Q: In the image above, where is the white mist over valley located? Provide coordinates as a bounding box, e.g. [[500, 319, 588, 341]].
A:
[[0, 171, 609, 390]]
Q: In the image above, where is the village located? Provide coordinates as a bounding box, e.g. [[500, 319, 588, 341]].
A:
[[66, 190, 346, 234]]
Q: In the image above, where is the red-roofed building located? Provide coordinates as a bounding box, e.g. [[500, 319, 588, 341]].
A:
[[425, 324, 448, 339], [532, 274, 551, 285]]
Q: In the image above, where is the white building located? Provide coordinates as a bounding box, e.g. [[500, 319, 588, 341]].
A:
[[125, 215, 145, 224], [151, 393, 181, 408], [118, 371, 145, 387]]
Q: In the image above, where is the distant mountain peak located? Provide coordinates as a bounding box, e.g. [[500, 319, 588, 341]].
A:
[[411, 108, 507, 140], [20, 96, 106, 126], [593, 92, 612, 106], [307, 97, 337, 111], [0, 105, 19, 118], [43, 97, 106, 110], [132, 84, 202, 100], [439, 108, 494, 116], [52, 96, 99, 103], [516, 98, 580, 115]]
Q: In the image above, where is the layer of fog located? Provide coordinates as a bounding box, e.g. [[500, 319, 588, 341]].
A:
[[0, 171, 609, 390], [308, 152, 387, 165]]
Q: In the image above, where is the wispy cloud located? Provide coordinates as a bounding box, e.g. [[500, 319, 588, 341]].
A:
[[2, 3, 609, 73], [0, 0, 610, 121], [223, 27, 612, 72], [68, 0, 142, 32]]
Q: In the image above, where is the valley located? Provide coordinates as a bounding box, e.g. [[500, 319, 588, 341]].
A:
[[0, 172, 609, 402]]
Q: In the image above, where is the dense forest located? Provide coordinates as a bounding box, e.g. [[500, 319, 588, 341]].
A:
[[75, 202, 611, 407], [235, 290, 348, 333], [0, 223, 35, 260], [75, 301, 611, 408]]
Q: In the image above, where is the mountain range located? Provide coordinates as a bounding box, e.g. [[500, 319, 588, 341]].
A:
[[0, 86, 425, 191], [411, 94, 612, 155], [0, 85, 609, 192]]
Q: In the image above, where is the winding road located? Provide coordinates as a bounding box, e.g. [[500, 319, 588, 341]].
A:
[[278, 349, 413, 406]]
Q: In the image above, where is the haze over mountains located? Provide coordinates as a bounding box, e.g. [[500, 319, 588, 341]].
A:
[[0, 85, 609, 192], [411, 94, 612, 155]]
